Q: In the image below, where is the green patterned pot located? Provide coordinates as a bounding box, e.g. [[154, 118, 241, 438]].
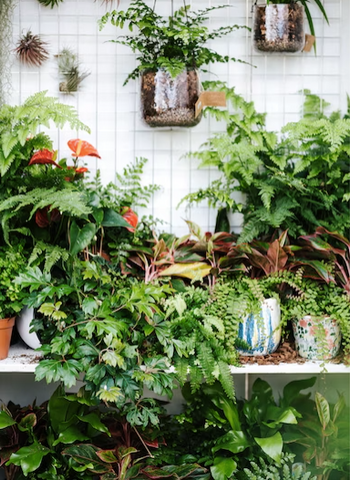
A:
[[292, 315, 342, 360]]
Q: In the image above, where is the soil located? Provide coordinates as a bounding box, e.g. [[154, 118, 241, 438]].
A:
[[141, 69, 202, 127], [253, 4, 305, 53]]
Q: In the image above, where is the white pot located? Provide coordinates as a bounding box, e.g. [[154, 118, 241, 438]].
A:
[[237, 298, 281, 356], [16, 307, 41, 350]]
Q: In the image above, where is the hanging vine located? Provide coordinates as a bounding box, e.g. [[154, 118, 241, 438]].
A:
[[0, 0, 17, 107]]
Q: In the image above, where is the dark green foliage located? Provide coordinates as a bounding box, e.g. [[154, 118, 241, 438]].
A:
[[37, 0, 64, 8], [99, 0, 249, 83], [180, 84, 350, 242], [0, 244, 27, 318]]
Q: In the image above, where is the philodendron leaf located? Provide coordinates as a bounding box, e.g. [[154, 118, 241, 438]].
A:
[[69, 221, 96, 256], [6, 444, 50, 475], [0, 411, 16, 428], [78, 412, 110, 435], [212, 430, 250, 455], [254, 431, 283, 463], [102, 209, 131, 228], [159, 262, 211, 280], [210, 457, 237, 480], [52, 426, 90, 446], [315, 392, 330, 430]]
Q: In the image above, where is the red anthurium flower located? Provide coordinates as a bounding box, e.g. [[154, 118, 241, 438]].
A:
[[75, 167, 89, 174], [121, 207, 138, 232], [29, 149, 62, 168], [35, 207, 61, 228], [67, 139, 101, 158]]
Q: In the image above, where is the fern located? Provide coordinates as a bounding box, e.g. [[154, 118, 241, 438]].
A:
[[197, 343, 216, 383], [28, 242, 70, 272], [243, 454, 317, 480], [218, 360, 235, 401]]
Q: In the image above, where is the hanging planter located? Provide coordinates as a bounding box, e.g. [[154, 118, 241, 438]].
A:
[[99, 0, 248, 128], [0, 317, 15, 360], [141, 68, 202, 128], [292, 316, 342, 360], [237, 298, 282, 356], [16, 307, 41, 350], [253, 3, 305, 53]]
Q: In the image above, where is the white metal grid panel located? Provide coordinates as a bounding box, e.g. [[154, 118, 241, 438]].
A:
[[10, 0, 350, 236]]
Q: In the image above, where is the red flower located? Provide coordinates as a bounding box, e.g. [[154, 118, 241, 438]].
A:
[[75, 167, 89, 174], [122, 207, 138, 232], [29, 149, 62, 168], [67, 139, 101, 158], [35, 207, 61, 228]]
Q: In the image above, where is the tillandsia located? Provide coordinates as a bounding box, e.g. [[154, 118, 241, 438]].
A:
[[15, 30, 49, 67], [56, 48, 90, 93], [37, 0, 64, 7]]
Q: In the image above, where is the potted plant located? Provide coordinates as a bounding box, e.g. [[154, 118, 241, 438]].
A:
[[252, 0, 329, 54], [0, 245, 27, 360], [99, 0, 248, 127]]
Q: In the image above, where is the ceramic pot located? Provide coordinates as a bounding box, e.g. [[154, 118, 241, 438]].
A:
[[141, 68, 202, 127], [16, 307, 41, 350], [237, 298, 281, 356], [0, 317, 15, 360], [253, 4, 305, 53], [292, 315, 341, 360]]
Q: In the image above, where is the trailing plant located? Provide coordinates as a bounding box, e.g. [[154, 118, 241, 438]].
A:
[[98, 0, 249, 84], [180, 84, 350, 242], [15, 30, 49, 67], [56, 48, 90, 93], [0, 0, 17, 107], [0, 244, 28, 319]]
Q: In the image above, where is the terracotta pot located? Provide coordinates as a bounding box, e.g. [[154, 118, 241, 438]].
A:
[[292, 315, 342, 360], [141, 68, 202, 127], [237, 298, 281, 356], [0, 317, 15, 360]]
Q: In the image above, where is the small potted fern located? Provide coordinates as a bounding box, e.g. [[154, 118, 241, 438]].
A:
[[99, 0, 248, 127]]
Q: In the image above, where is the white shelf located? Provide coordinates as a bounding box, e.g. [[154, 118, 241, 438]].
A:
[[1, 343, 349, 375], [0, 342, 42, 373]]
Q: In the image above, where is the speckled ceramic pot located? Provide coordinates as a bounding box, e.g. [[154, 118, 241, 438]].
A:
[[237, 298, 281, 356], [292, 315, 341, 360]]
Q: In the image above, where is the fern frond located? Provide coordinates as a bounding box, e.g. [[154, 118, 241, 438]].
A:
[[197, 343, 216, 382], [218, 360, 235, 400], [29, 241, 70, 272]]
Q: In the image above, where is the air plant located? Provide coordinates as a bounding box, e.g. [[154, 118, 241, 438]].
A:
[[56, 48, 90, 94], [37, 0, 64, 7], [15, 30, 49, 67]]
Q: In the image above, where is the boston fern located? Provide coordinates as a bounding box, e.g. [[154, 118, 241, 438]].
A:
[[180, 83, 350, 242], [99, 0, 249, 83]]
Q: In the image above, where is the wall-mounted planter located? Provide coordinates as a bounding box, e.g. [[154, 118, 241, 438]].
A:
[[253, 3, 305, 53], [141, 68, 202, 128], [0, 317, 15, 360], [237, 298, 281, 356], [292, 315, 342, 360], [16, 307, 41, 350]]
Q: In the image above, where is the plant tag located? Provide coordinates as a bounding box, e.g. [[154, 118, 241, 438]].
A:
[[195, 91, 226, 118], [303, 34, 316, 52]]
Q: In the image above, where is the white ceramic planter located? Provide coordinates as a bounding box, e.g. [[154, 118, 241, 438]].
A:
[[292, 315, 341, 360], [237, 298, 281, 356], [16, 307, 41, 350]]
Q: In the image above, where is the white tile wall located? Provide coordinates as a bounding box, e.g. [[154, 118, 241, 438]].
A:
[[9, 0, 350, 237]]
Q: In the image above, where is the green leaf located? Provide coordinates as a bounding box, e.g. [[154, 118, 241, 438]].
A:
[[254, 431, 283, 463], [159, 262, 211, 280], [212, 430, 250, 454], [69, 221, 96, 256], [6, 444, 50, 475], [18, 413, 37, 431], [96, 449, 118, 463], [0, 411, 16, 428], [210, 457, 237, 480], [52, 426, 89, 446], [78, 412, 110, 435], [315, 392, 330, 430], [102, 209, 131, 228]]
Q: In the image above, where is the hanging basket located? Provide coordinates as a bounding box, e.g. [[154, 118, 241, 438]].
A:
[[253, 3, 305, 53], [0, 317, 15, 360], [237, 298, 281, 356], [141, 68, 202, 128], [292, 315, 342, 360]]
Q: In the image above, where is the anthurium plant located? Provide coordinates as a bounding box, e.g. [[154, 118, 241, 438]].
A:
[[99, 0, 249, 83]]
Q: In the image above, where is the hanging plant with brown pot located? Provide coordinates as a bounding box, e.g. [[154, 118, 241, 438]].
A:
[[252, 0, 329, 54], [99, 0, 249, 127]]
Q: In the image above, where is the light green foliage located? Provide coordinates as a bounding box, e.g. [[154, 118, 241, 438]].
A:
[[180, 84, 350, 241], [243, 453, 317, 480], [0, 245, 27, 318], [99, 0, 249, 83]]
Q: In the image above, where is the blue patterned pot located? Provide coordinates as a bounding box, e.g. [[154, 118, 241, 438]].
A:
[[292, 315, 341, 360], [237, 298, 281, 356]]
